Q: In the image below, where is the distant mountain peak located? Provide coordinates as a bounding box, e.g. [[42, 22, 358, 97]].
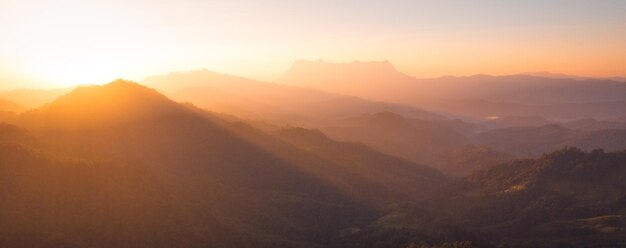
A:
[[107, 78, 142, 87], [279, 59, 412, 99]]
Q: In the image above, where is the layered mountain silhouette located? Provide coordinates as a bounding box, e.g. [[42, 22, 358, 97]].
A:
[[1, 80, 454, 247], [320, 111, 514, 176], [278, 60, 626, 120], [272, 127, 447, 203], [279, 60, 414, 102], [2, 63, 626, 247], [143, 69, 442, 126], [323, 111, 470, 165]]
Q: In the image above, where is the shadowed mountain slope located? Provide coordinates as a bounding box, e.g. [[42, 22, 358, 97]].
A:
[[321, 111, 513, 176], [2, 81, 372, 247], [342, 148, 626, 247], [452, 148, 626, 247], [271, 127, 448, 203], [323, 111, 471, 165], [3, 79, 624, 247], [1, 80, 451, 247]]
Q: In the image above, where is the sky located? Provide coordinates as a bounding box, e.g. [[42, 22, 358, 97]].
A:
[[0, 0, 625, 90]]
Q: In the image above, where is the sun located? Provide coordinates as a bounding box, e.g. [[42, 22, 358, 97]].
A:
[[8, 23, 152, 88], [25, 59, 122, 88], [0, 0, 158, 89], [8, 30, 166, 89]]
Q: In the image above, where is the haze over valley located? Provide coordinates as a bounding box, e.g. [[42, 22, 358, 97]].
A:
[[1, 0, 626, 247]]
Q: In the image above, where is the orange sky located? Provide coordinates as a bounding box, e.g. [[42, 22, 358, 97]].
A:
[[1, 0, 625, 90]]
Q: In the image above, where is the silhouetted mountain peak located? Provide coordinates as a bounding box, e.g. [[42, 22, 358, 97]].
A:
[[22, 80, 194, 128], [279, 59, 411, 91], [106, 79, 145, 88], [60, 79, 157, 95], [48, 79, 172, 109]]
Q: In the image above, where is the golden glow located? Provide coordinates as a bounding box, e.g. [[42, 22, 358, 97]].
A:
[[16, 44, 138, 87], [1, 0, 625, 90], [1, 0, 192, 89]]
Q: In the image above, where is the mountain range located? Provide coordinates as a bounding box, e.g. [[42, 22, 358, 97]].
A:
[[143, 69, 444, 127], [0, 81, 451, 247], [279, 60, 626, 120], [2, 61, 626, 247]]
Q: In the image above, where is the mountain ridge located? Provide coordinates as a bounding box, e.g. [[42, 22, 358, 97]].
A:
[[143, 68, 445, 125], [278, 60, 626, 120], [1, 79, 459, 247]]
